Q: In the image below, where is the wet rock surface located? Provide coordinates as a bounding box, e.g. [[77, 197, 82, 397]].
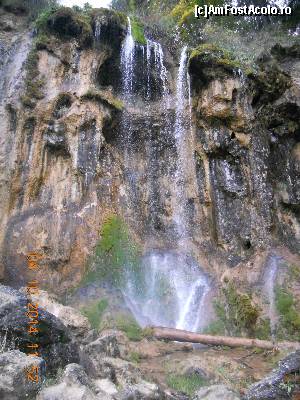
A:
[[0, 5, 299, 291]]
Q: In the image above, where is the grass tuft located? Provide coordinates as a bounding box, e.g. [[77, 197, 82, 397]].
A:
[[166, 373, 207, 396], [81, 299, 108, 330], [115, 315, 143, 341]]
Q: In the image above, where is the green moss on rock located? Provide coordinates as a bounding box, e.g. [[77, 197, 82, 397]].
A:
[[90, 7, 127, 28], [131, 18, 146, 45], [275, 286, 300, 340], [36, 7, 93, 48], [205, 281, 262, 338], [251, 60, 291, 105], [114, 315, 143, 341], [166, 373, 207, 396], [189, 43, 252, 87], [81, 215, 140, 288], [81, 299, 108, 330], [21, 48, 45, 109], [81, 89, 123, 111]]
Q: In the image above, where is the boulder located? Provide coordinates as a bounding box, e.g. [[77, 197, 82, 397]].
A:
[[26, 289, 91, 337], [193, 385, 240, 399], [0, 284, 78, 371], [114, 380, 163, 400], [0, 350, 44, 400], [79, 329, 140, 384], [0, 284, 68, 346], [93, 378, 118, 396], [243, 350, 300, 400], [37, 363, 113, 400]]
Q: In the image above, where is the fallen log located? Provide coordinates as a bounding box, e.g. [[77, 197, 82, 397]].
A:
[[149, 326, 300, 351]]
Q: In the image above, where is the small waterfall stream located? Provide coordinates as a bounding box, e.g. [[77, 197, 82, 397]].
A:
[[173, 46, 191, 243], [263, 254, 281, 338], [119, 20, 211, 332], [94, 18, 101, 41]]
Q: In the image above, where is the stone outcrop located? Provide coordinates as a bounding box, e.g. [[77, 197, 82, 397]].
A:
[[193, 384, 240, 400], [0, 350, 44, 400], [0, 284, 78, 371], [243, 350, 300, 400], [189, 43, 300, 266]]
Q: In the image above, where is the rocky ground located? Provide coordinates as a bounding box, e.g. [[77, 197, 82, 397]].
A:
[[1, 283, 300, 400]]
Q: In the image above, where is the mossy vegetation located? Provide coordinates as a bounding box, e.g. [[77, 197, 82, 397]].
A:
[[275, 287, 300, 340], [90, 7, 128, 29], [81, 89, 123, 111], [21, 49, 45, 109], [219, 281, 260, 336], [204, 281, 270, 339], [35, 6, 93, 48], [81, 299, 108, 330], [131, 18, 146, 45], [1, 0, 57, 19], [289, 264, 300, 281], [129, 351, 141, 363], [81, 215, 141, 288], [115, 315, 143, 341], [189, 43, 247, 75], [166, 373, 207, 396]]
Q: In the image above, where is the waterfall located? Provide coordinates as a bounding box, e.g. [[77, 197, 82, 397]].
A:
[[94, 18, 101, 41], [263, 254, 281, 339], [123, 251, 210, 331], [173, 46, 190, 241], [121, 17, 135, 97], [119, 32, 211, 332], [145, 39, 169, 100]]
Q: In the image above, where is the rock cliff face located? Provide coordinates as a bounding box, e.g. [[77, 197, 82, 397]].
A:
[[0, 6, 299, 298]]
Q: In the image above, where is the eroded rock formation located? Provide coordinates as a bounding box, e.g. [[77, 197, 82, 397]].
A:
[[0, 6, 299, 303]]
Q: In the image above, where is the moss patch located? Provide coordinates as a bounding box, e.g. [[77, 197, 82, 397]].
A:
[[204, 281, 267, 338], [275, 287, 300, 340], [189, 43, 254, 87], [21, 48, 45, 109], [131, 18, 146, 45], [81, 299, 108, 330], [129, 351, 141, 364], [114, 315, 143, 341], [81, 215, 140, 288], [36, 7, 93, 48], [81, 89, 123, 111], [190, 43, 242, 69], [166, 373, 207, 396]]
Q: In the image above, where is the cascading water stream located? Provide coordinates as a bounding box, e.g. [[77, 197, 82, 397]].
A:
[[173, 46, 190, 242], [120, 26, 211, 332], [263, 254, 281, 339], [94, 18, 101, 41], [121, 17, 135, 97]]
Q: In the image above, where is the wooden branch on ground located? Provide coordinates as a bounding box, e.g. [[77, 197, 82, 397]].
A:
[[149, 326, 300, 351]]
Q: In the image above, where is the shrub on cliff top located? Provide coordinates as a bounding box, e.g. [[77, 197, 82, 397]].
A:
[[1, 0, 57, 18], [36, 7, 93, 48]]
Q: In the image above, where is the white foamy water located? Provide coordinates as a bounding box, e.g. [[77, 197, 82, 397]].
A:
[[123, 251, 210, 331], [119, 38, 211, 332], [263, 254, 281, 338]]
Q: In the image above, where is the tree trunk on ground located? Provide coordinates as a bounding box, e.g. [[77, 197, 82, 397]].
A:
[[149, 326, 300, 350]]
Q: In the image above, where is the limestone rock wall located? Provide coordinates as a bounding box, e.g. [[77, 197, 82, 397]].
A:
[[0, 7, 299, 294]]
